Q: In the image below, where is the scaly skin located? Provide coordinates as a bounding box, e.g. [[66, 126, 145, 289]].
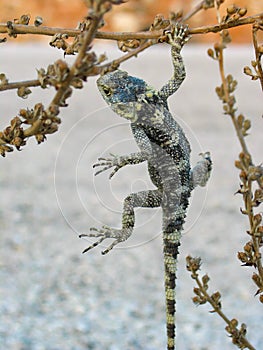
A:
[[80, 25, 212, 350]]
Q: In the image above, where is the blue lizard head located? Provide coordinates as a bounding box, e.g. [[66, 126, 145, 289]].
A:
[[97, 70, 147, 103], [97, 70, 151, 120]]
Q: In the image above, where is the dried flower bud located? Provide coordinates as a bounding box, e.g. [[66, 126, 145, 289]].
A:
[[34, 16, 43, 27], [0, 73, 8, 86], [239, 170, 247, 182], [43, 118, 52, 126], [10, 116, 22, 128], [186, 256, 201, 273], [0, 144, 13, 156], [230, 318, 238, 328], [227, 5, 237, 15], [34, 103, 44, 118], [244, 242, 253, 253], [234, 160, 243, 170], [192, 296, 200, 305], [252, 273, 262, 289], [17, 86, 32, 99], [207, 48, 215, 59], [248, 165, 263, 181], [242, 119, 251, 133], [214, 42, 222, 52], [253, 213, 262, 227], [35, 134, 46, 144], [47, 105, 60, 117], [243, 66, 253, 76], [20, 14, 31, 25], [71, 78, 83, 89], [237, 114, 244, 127], [202, 274, 210, 286], [193, 287, 202, 296], [240, 323, 247, 336], [19, 109, 28, 118], [45, 122, 58, 134], [211, 291, 221, 305], [11, 136, 25, 150], [237, 251, 247, 263], [238, 8, 247, 17], [153, 14, 165, 28], [14, 14, 31, 25]]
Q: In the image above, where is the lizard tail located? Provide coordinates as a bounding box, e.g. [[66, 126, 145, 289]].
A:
[[163, 228, 181, 350]]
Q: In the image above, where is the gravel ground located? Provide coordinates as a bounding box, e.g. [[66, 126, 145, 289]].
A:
[[0, 43, 262, 350]]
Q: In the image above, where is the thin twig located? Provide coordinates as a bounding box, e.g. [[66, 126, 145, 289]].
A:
[[218, 48, 250, 156], [0, 40, 156, 93], [252, 24, 263, 90], [190, 13, 263, 35], [213, 5, 263, 298], [0, 13, 262, 40], [50, 14, 102, 109], [183, 2, 203, 21], [0, 79, 40, 92], [186, 256, 256, 350]]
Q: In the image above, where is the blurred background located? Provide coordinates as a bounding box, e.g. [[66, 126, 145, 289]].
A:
[[0, 0, 262, 42]]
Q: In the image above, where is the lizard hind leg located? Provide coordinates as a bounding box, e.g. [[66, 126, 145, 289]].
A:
[[80, 189, 163, 255], [190, 152, 212, 188]]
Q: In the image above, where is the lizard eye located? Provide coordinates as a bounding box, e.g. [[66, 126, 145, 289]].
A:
[[102, 86, 112, 96]]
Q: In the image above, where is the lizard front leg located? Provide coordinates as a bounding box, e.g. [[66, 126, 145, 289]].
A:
[[93, 151, 148, 178], [159, 24, 191, 102], [79, 189, 162, 255]]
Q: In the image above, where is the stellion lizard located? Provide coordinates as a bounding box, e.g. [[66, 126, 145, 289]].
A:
[[80, 24, 212, 350]]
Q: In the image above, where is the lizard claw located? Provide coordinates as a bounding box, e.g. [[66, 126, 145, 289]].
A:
[[79, 226, 132, 255], [92, 153, 121, 178], [165, 24, 191, 50]]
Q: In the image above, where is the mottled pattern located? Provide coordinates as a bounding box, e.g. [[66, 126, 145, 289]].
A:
[[80, 25, 212, 350]]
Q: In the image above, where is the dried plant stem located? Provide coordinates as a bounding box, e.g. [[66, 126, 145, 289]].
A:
[[214, 15, 263, 298], [194, 279, 255, 350], [183, 2, 204, 21], [218, 48, 250, 156], [0, 41, 155, 94], [0, 79, 40, 92], [50, 16, 100, 108], [187, 256, 256, 350], [0, 5, 106, 154], [1, 14, 262, 95], [252, 24, 263, 90], [191, 13, 263, 34], [0, 13, 262, 41], [246, 179, 263, 279], [103, 40, 155, 70]]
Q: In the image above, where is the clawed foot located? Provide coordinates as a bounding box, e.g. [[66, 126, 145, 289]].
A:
[[191, 151, 212, 188], [165, 24, 191, 50], [79, 225, 132, 255], [93, 153, 122, 178]]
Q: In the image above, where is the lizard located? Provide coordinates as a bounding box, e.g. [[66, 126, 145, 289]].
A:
[[79, 24, 212, 350]]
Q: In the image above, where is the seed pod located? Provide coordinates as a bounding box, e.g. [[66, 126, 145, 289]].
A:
[[227, 5, 237, 15], [34, 16, 43, 27], [238, 8, 247, 17]]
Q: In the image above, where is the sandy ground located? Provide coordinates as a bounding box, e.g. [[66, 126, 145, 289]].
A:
[[0, 43, 262, 350]]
